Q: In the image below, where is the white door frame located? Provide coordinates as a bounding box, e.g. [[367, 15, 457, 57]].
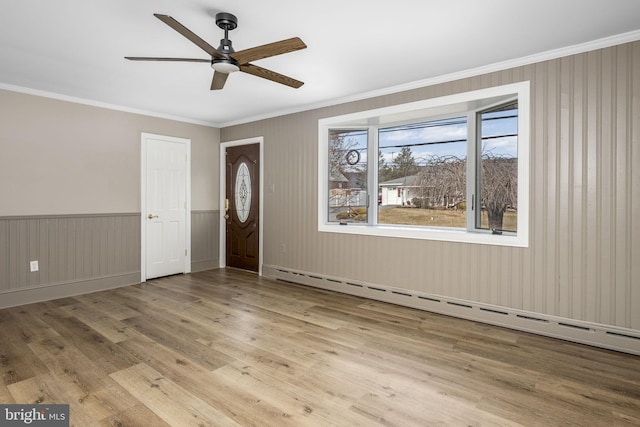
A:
[[141, 132, 192, 282], [219, 136, 264, 275]]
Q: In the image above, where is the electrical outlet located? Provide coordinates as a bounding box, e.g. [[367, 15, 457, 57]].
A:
[[30, 260, 39, 272], [280, 244, 286, 253]]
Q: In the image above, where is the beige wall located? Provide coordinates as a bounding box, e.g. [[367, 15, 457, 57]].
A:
[[221, 41, 640, 332], [0, 89, 220, 305], [0, 89, 220, 215]]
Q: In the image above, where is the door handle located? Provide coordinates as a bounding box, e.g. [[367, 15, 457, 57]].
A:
[[148, 214, 158, 219]]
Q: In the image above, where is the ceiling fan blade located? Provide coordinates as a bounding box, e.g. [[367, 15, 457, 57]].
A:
[[240, 63, 304, 89], [125, 57, 210, 62], [231, 37, 306, 65], [211, 71, 229, 90], [153, 13, 223, 59]]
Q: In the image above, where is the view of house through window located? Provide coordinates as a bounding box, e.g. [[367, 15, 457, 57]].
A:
[[320, 82, 528, 246], [378, 117, 468, 228], [326, 102, 519, 232], [328, 129, 368, 223]]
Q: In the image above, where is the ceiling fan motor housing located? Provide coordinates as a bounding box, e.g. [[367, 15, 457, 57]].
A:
[[211, 57, 239, 73], [217, 38, 235, 55], [216, 12, 237, 31]]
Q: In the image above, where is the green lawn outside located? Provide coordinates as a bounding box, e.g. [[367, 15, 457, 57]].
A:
[[378, 207, 517, 231]]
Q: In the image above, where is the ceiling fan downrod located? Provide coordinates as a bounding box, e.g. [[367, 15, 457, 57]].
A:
[[213, 12, 239, 71], [216, 12, 237, 52]]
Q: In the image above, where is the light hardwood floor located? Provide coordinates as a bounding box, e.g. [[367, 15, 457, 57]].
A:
[[1, 268, 639, 426]]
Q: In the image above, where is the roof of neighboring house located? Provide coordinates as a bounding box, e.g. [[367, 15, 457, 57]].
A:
[[329, 170, 349, 183], [379, 175, 419, 187]]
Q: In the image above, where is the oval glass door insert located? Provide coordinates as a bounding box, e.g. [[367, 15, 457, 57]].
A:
[[235, 162, 251, 223]]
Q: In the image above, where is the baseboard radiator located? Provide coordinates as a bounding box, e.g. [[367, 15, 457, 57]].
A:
[[263, 265, 640, 356]]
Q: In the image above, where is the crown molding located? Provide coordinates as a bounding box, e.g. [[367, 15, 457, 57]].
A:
[[0, 83, 221, 128], [220, 29, 640, 128]]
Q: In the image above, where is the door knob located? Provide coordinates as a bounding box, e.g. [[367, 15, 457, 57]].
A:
[[148, 214, 158, 219]]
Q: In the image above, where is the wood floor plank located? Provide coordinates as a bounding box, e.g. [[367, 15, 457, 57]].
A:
[[6, 372, 136, 427], [122, 281, 202, 305], [59, 303, 147, 344], [1, 268, 638, 426], [213, 361, 376, 426], [47, 315, 140, 374], [25, 339, 137, 419], [533, 377, 640, 425], [98, 404, 172, 427], [0, 383, 14, 404], [351, 389, 524, 427], [0, 312, 50, 385], [455, 331, 640, 398], [232, 292, 346, 330], [5, 305, 62, 342], [72, 291, 142, 321], [16, 302, 140, 375], [121, 312, 231, 371], [197, 333, 309, 381], [116, 338, 292, 426], [7, 373, 101, 426], [109, 363, 239, 427]]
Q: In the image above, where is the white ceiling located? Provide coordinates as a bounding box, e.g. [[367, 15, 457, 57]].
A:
[[1, 0, 639, 127]]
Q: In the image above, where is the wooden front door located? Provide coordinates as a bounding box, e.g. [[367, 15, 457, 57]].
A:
[[225, 143, 260, 272]]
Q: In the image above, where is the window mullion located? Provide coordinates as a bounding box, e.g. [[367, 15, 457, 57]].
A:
[[466, 112, 477, 231], [370, 126, 378, 225]]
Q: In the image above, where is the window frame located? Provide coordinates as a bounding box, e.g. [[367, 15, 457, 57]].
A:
[[318, 81, 530, 247]]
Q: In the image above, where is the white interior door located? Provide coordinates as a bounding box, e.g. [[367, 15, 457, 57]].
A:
[[142, 133, 191, 280]]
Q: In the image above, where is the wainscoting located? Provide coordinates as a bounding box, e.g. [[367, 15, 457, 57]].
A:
[[191, 210, 220, 272], [0, 210, 220, 308], [0, 213, 140, 308]]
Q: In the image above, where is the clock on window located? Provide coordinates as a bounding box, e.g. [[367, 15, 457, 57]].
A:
[[346, 149, 360, 165]]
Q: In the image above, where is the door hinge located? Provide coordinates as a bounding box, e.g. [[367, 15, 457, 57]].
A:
[[185, 249, 187, 256]]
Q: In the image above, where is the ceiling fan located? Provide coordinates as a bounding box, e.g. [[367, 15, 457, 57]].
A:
[[126, 13, 307, 90]]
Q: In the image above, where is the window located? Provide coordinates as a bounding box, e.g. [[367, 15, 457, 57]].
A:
[[318, 82, 530, 247], [328, 129, 368, 223], [378, 116, 468, 228], [477, 102, 519, 233]]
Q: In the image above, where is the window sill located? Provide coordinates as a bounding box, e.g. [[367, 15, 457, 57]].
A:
[[318, 223, 528, 247]]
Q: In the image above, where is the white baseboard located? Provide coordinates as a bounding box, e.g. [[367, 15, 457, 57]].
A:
[[263, 265, 640, 356]]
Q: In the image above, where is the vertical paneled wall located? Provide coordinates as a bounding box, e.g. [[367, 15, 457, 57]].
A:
[[0, 213, 140, 306], [191, 210, 220, 272], [0, 210, 221, 307], [221, 41, 640, 331]]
